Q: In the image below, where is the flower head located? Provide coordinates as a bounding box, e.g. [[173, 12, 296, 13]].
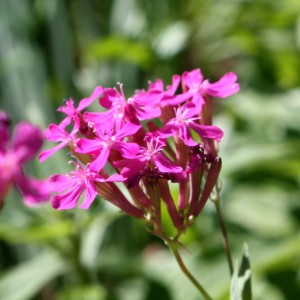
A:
[[40, 68, 239, 238], [50, 161, 105, 210]]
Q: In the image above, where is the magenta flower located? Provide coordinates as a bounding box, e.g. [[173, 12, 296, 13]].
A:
[[111, 136, 182, 187], [40, 68, 240, 240], [84, 83, 162, 126], [58, 86, 103, 127], [158, 102, 224, 146], [0, 111, 51, 207], [39, 122, 78, 162], [76, 119, 141, 171], [182, 68, 240, 100], [50, 161, 105, 210]]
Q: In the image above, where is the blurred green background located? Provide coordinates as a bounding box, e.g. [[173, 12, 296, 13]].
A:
[[0, 0, 300, 299]]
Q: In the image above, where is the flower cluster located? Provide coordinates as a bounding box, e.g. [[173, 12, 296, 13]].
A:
[[0, 111, 51, 209], [40, 69, 239, 236]]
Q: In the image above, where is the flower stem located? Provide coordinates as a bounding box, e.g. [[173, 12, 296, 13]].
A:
[[165, 238, 213, 300], [213, 196, 233, 275]]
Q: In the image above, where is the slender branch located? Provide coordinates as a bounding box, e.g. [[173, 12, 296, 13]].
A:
[[213, 194, 234, 275], [165, 238, 213, 300]]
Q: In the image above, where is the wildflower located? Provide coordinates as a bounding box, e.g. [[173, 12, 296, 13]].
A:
[[0, 111, 51, 208], [50, 161, 105, 210], [182, 69, 240, 99], [40, 68, 239, 238], [158, 102, 224, 146], [76, 119, 141, 172], [58, 86, 103, 127], [84, 83, 162, 126], [38, 122, 79, 162], [51, 160, 144, 217], [110, 136, 182, 186]]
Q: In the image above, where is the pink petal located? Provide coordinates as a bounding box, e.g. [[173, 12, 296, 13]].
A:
[[76, 138, 103, 153], [112, 141, 139, 158], [114, 122, 141, 140], [52, 186, 83, 210], [83, 110, 113, 125], [44, 124, 67, 142], [50, 174, 77, 192], [179, 125, 197, 146], [99, 88, 123, 109], [79, 180, 98, 209], [154, 153, 182, 173], [157, 123, 177, 139], [13, 172, 51, 206], [12, 122, 43, 164], [89, 145, 110, 172], [165, 74, 181, 96], [182, 69, 204, 90], [189, 123, 224, 141], [38, 142, 67, 162], [203, 72, 240, 98], [77, 86, 103, 111]]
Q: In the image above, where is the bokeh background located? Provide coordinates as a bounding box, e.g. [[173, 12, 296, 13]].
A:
[[0, 0, 300, 299]]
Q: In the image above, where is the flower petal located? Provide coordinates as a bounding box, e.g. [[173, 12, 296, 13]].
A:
[[77, 86, 103, 111], [38, 141, 68, 162], [13, 171, 51, 206], [52, 185, 83, 210], [112, 141, 139, 158], [189, 123, 224, 141], [79, 180, 97, 209], [202, 72, 240, 98], [154, 153, 182, 173], [12, 122, 43, 164]]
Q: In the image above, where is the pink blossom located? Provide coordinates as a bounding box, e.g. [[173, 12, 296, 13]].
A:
[[58, 86, 103, 127], [40, 68, 240, 234], [76, 119, 140, 171], [84, 83, 162, 126], [0, 112, 51, 207], [158, 102, 224, 146], [111, 136, 182, 187], [39, 122, 78, 162], [50, 162, 104, 210], [182, 69, 240, 100]]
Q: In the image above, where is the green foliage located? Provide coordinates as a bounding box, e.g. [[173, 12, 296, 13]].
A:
[[0, 0, 299, 299], [230, 245, 252, 300]]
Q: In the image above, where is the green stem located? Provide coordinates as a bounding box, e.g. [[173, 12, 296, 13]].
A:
[[214, 200, 234, 275], [166, 239, 213, 300]]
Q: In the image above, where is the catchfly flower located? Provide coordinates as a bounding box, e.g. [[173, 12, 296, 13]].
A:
[[40, 68, 239, 235], [0, 111, 51, 208], [40, 68, 240, 299]]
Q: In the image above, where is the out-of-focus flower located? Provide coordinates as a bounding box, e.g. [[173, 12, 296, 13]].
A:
[[0, 111, 51, 208]]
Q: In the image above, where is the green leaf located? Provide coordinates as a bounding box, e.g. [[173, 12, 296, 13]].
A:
[[0, 250, 69, 300], [230, 244, 252, 300]]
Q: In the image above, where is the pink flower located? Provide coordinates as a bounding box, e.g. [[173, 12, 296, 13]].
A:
[[0, 111, 51, 207], [182, 69, 240, 100], [76, 119, 141, 171], [111, 136, 182, 187], [39, 122, 78, 162], [149, 75, 190, 107], [40, 68, 240, 235], [50, 162, 105, 210], [51, 160, 144, 218], [158, 102, 224, 146], [84, 83, 162, 126], [58, 86, 103, 127]]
